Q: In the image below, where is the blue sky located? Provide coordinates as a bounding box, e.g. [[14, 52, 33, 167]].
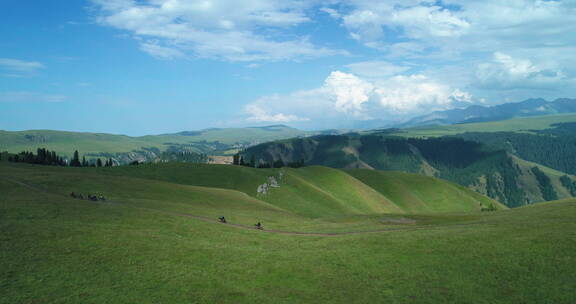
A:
[[1, 0, 576, 135]]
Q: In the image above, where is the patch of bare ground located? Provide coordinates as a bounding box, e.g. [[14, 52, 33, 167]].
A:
[[380, 217, 417, 225]]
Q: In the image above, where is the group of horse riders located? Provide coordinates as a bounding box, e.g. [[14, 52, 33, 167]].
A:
[[70, 192, 106, 201], [219, 216, 263, 230]]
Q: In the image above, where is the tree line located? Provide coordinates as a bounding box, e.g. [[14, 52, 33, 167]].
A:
[[232, 152, 305, 168], [5, 148, 114, 168], [453, 123, 576, 175]]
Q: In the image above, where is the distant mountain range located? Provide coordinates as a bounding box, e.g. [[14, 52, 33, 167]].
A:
[[400, 98, 576, 128]]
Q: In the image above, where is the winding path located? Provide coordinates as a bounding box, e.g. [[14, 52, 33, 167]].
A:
[[1, 176, 488, 237]]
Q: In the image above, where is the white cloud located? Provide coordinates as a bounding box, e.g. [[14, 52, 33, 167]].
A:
[[0, 92, 67, 103], [244, 70, 472, 124], [341, 2, 469, 50], [333, 1, 576, 60], [245, 103, 308, 122], [322, 0, 576, 101], [88, 1, 576, 108], [91, 0, 345, 61], [320, 7, 341, 19], [0, 58, 45, 77], [476, 52, 570, 89], [373, 74, 471, 112], [391, 5, 470, 38], [324, 71, 373, 116]]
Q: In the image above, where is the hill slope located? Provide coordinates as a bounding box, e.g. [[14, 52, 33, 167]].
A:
[[96, 162, 500, 215], [0, 162, 574, 303], [401, 98, 576, 127], [240, 134, 575, 207], [346, 169, 505, 213], [393, 113, 576, 137], [0, 125, 310, 164]]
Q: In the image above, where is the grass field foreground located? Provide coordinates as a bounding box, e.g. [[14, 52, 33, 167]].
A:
[[1, 162, 574, 303]]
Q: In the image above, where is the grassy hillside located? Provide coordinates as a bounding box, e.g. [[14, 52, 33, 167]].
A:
[[346, 169, 505, 213], [96, 163, 495, 216], [0, 125, 309, 162], [0, 130, 160, 156], [392, 113, 576, 137], [1, 162, 574, 303], [240, 134, 576, 207], [444, 122, 576, 176], [148, 125, 308, 145]]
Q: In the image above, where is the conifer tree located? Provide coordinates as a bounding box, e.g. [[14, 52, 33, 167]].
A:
[[97, 158, 103, 167], [71, 150, 81, 167], [273, 159, 285, 168]]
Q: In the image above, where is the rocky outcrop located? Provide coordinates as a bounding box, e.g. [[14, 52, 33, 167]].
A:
[[257, 170, 284, 196]]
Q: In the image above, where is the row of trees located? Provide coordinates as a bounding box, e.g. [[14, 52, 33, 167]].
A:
[[531, 166, 559, 201], [232, 153, 305, 168], [6, 148, 115, 168], [560, 175, 576, 196], [68, 150, 113, 167], [7, 148, 67, 166]]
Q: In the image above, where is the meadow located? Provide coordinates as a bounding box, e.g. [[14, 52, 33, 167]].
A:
[[390, 113, 576, 137], [1, 161, 574, 303]]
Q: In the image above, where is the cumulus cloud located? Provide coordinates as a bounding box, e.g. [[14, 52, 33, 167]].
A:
[[476, 52, 570, 89], [322, 1, 576, 101], [340, 2, 469, 51], [0, 58, 44, 77], [373, 74, 471, 112], [90, 1, 576, 107], [91, 0, 345, 61], [320, 0, 576, 82], [244, 70, 472, 124], [245, 103, 308, 122], [324, 71, 373, 116]]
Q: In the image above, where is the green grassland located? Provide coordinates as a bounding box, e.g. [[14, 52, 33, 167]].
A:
[[346, 169, 505, 213], [392, 113, 576, 137], [0, 130, 162, 157], [144, 125, 308, 145], [95, 163, 501, 216], [241, 134, 576, 207], [0, 125, 308, 158], [2, 162, 575, 303]]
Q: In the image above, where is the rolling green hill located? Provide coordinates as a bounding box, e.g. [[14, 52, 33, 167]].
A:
[[94, 162, 502, 216], [346, 169, 505, 213], [391, 113, 576, 137], [0, 161, 574, 303], [239, 134, 576, 207], [399, 98, 576, 128], [0, 125, 311, 164]]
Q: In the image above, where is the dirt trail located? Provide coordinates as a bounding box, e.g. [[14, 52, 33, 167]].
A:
[[1, 176, 487, 237]]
